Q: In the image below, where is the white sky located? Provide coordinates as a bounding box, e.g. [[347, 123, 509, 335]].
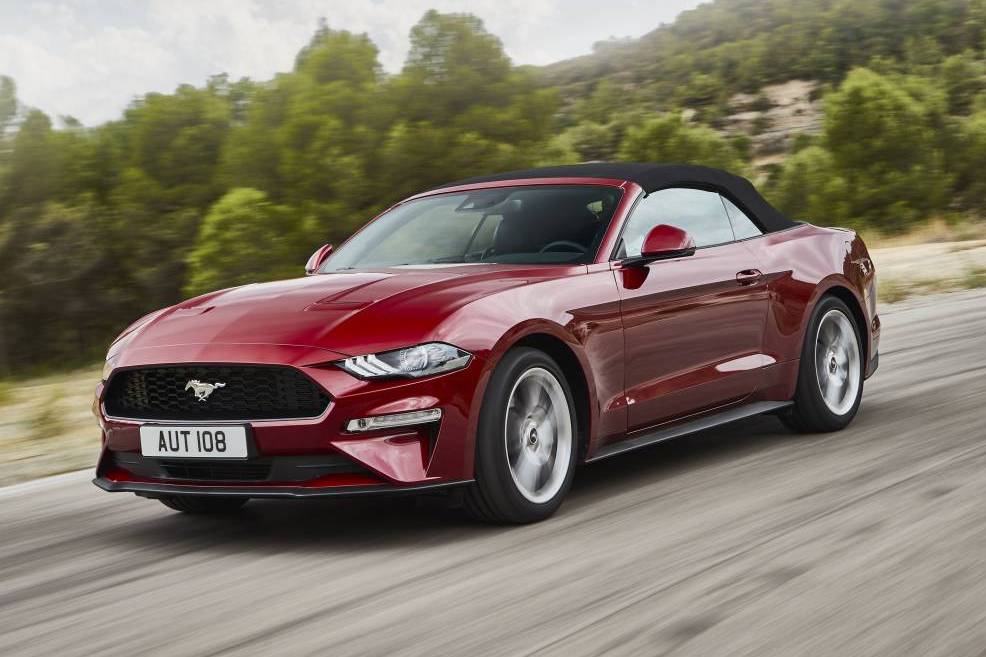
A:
[[0, 0, 705, 125]]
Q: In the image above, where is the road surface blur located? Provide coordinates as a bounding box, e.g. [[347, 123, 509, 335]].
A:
[[2, 290, 986, 657]]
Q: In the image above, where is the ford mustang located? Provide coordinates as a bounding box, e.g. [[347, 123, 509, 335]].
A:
[[93, 163, 880, 523]]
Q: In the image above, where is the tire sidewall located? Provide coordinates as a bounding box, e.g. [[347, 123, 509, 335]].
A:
[[474, 347, 578, 522], [796, 295, 865, 429]]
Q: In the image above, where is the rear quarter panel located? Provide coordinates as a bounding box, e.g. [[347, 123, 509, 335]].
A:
[[742, 224, 877, 400]]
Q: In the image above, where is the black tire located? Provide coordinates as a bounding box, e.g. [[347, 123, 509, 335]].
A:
[[158, 495, 249, 514], [782, 295, 864, 433], [465, 347, 578, 524]]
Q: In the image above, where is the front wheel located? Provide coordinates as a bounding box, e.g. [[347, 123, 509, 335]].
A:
[[466, 348, 578, 523], [782, 295, 864, 433]]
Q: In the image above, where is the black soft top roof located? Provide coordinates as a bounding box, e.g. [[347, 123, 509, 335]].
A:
[[431, 162, 796, 233]]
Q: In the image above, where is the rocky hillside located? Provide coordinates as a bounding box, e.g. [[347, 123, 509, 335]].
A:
[[538, 0, 985, 162], [725, 80, 824, 165]]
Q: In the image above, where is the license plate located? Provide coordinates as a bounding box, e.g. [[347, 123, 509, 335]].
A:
[[140, 425, 248, 459]]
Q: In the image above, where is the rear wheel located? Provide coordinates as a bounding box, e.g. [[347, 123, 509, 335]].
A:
[[782, 295, 864, 433], [158, 495, 249, 514], [465, 348, 578, 523]]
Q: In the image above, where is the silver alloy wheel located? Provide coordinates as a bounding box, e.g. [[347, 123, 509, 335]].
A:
[[815, 309, 861, 416], [504, 367, 573, 504]]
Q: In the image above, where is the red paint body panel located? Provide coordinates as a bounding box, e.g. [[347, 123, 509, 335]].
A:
[[94, 177, 879, 495], [616, 240, 769, 431]]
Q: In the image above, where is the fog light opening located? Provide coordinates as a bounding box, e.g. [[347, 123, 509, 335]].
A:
[[346, 408, 443, 433]]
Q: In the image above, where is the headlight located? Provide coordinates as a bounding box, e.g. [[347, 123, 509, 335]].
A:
[[336, 343, 471, 379]]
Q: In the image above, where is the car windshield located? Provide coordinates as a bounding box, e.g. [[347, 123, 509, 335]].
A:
[[321, 185, 623, 271]]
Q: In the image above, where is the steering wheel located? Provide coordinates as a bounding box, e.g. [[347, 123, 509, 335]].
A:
[[539, 240, 588, 254]]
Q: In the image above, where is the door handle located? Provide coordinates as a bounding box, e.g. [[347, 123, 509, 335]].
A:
[[736, 269, 763, 286]]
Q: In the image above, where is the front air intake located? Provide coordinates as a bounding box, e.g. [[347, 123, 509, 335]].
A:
[[104, 364, 330, 421]]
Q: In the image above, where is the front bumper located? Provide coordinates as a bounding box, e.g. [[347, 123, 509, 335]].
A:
[[94, 342, 489, 495], [865, 314, 881, 379], [866, 350, 879, 379], [93, 475, 471, 498]]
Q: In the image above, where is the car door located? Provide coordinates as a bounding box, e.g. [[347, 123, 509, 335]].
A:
[[615, 187, 770, 431]]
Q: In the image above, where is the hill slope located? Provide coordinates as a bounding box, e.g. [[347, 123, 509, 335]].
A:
[[542, 0, 986, 112]]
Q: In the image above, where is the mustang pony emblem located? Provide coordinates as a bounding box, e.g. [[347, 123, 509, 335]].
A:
[[184, 380, 226, 402]]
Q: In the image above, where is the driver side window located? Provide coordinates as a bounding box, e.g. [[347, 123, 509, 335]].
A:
[[620, 188, 736, 257]]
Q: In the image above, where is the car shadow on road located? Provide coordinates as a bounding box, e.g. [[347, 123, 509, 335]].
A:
[[570, 414, 796, 501], [109, 414, 808, 554]]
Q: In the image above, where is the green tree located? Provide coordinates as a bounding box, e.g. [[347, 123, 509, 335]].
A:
[[560, 121, 619, 161], [123, 84, 232, 210], [184, 188, 310, 296], [769, 145, 851, 223], [0, 202, 116, 369], [940, 51, 985, 115], [677, 73, 725, 107], [393, 12, 556, 143], [822, 68, 951, 230], [372, 11, 558, 200], [571, 80, 623, 124], [618, 112, 746, 171], [295, 24, 381, 86], [3, 110, 61, 207], [397, 10, 512, 121], [0, 76, 16, 134], [222, 26, 382, 234], [950, 110, 986, 212]]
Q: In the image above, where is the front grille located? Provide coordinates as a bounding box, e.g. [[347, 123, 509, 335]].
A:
[[104, 365, 330, 421], [158, 460, 271, 481]]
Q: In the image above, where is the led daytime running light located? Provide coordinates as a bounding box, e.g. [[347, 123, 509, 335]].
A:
[[345, 408, 443, 432]]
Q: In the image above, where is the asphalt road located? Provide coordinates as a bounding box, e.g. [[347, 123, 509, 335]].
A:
[[3, 290, 986, 657]]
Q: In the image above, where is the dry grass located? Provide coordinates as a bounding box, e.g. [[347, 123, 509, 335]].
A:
[[0, 367, 101, 486], [871, 233, 986, 304], [949, 241, 986, 253], [863, 218, 986, 249], [876, 266, 986, 304], [28, 388, 65, 442], [877, 279, 913, 304], [877, 276, 965, 304], [964, 266, 986, 289]]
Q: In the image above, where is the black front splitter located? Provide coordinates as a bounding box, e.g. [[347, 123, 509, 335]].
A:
[[93, 477, 472, 499]]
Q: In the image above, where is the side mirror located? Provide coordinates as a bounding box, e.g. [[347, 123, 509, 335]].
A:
[[305, 244, 334, 275], [623, 224, 696, 267]]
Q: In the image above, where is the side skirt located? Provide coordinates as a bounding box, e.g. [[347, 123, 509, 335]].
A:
[[586, 400, 792, 463]]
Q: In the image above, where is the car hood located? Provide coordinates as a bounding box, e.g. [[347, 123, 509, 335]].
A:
[[123, 265, 564, 356]]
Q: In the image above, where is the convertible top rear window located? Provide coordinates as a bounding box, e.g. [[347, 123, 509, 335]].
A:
[[322, 186, 623, 271]]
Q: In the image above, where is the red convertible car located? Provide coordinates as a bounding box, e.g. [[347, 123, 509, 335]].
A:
[[93, 163, 879, 523]]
